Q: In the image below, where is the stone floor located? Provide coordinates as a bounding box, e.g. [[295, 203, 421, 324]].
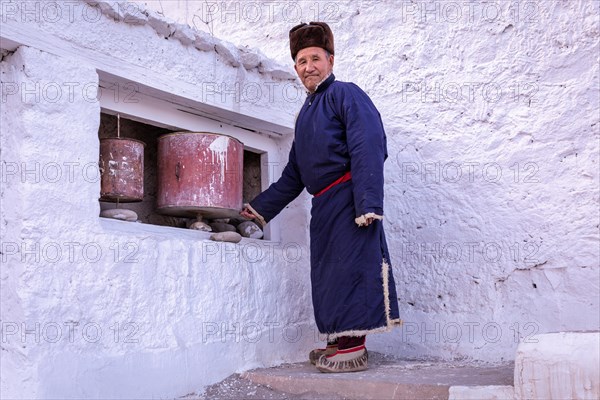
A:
[[185, 353, 514, 400]]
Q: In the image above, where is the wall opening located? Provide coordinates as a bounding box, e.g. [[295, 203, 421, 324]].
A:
[[98, 113, 263, 234]]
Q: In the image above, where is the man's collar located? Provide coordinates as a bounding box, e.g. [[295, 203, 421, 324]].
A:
[[307, 73, 335, 94]]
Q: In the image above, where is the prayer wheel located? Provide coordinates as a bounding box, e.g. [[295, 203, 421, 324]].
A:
[[157, 132, 243, 219], [99, 138, 145, 202]]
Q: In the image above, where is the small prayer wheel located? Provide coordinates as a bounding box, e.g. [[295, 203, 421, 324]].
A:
[[99, 138, 145, 202]]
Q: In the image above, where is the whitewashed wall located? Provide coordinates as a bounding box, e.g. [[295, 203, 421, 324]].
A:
[[133, 0, 600, 362], [0, 1, 314, 398]]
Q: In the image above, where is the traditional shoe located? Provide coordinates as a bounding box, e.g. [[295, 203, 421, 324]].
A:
[[315, 345, 368, 373], [309, 343, 338, 365]]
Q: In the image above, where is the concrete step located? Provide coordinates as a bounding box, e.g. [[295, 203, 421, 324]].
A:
[[196, 353, 514, 400], [192, 332, 600, 399], [514, 331, 600, 400]]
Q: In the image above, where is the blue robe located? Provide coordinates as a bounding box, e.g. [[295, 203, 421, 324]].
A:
[[250, 74, 400, 338]]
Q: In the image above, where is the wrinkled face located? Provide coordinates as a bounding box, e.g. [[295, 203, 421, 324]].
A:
[[294, 47, 334, 93]]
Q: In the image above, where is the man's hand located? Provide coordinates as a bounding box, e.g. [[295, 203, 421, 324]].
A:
[[355, 214, 382, 227], [240, 207, 256, 220]]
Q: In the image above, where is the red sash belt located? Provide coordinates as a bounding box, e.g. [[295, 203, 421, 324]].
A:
[[314, 171, 352, 197]]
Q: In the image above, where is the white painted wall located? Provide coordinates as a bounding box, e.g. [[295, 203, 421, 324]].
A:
[[1, 1, 598, 397], [133, 0, 600, 362], [0, 1, 314, 398]]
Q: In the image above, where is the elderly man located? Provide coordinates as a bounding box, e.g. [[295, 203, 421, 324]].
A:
[[241, 22, 401, 373]]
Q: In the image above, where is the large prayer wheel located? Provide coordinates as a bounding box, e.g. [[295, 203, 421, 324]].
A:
[[157, 132, 243, 219], [99, 138, 145, 202]]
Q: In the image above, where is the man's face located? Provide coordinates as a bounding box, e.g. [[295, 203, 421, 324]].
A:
[[294, 47, 334, 93]]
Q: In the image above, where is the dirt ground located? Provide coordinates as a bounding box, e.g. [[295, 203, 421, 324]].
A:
[[185, 373, 348, 400]]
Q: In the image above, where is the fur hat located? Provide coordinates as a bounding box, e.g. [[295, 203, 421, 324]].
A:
[[289, 22, 334, 60]]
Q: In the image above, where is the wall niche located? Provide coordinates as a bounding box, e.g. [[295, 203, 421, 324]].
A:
[[98, 113, 263, 234]]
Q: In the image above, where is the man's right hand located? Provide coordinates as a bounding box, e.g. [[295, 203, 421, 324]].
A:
[[240, 207, 256, 220]]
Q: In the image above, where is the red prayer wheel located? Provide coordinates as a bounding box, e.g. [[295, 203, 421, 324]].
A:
[[99, 138, 145, 202], [157, 132, 243, 219]]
